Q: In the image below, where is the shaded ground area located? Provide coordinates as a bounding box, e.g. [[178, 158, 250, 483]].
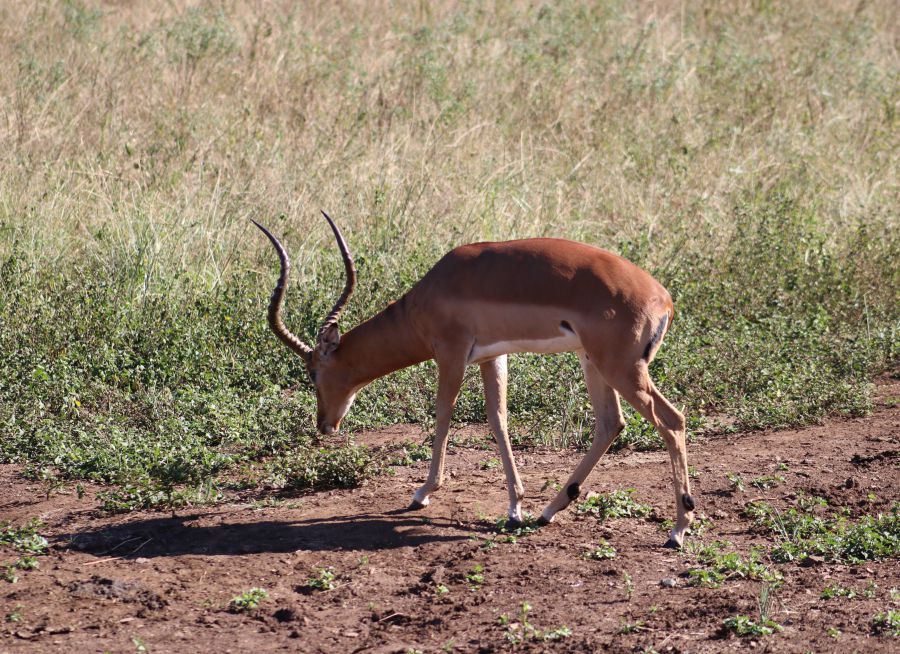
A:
[[1, 382, 898, 653]]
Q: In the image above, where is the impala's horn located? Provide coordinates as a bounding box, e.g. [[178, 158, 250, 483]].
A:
[[251, 220, 314, 363], [317, 211, 357, 341]]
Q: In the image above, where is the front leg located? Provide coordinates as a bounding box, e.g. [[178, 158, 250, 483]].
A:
[[411, 350, 467, 509], [480, 356, 525, 525]]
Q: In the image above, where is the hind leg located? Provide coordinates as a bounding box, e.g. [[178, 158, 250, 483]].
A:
[[539, 351, 625, 524], [611, 362, 694, 547]]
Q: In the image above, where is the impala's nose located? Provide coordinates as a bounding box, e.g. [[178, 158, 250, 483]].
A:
[[318, 420, 336, 436]]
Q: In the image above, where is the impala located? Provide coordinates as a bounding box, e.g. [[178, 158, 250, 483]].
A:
[[253, 213, 695, 548]]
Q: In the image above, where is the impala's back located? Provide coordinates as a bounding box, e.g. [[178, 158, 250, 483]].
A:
[[405, 238, 673, 369]]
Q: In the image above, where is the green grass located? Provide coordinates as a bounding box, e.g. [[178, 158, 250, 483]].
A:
[[576, 489, 653, 522], [745, 500, 900, 564], [0, 521, 49, 556], [1, 520, 49, 584], [0, 1, 897, 500], [684, 540, 783, 588]]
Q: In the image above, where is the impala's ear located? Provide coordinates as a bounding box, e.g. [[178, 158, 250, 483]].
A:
[[317, 323, 341, 356]]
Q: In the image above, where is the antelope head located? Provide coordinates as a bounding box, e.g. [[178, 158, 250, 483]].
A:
[[252, 213, 358, 435]]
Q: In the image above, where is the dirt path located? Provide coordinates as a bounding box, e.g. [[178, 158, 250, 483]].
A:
[[2, 382, 898, 653]]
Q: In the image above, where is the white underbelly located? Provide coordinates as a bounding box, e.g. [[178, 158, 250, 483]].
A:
[[467, 331, 582, 364]]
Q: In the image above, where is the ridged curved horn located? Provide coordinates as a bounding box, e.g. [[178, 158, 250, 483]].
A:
[[251, 219, 314, 363], [318, 211, 357, 339]]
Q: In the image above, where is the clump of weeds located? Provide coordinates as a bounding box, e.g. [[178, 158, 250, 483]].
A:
[[576, 489, 652, 522], [303, 567, 336, 592], [228, 587, 268, 613], [745, 500, 900, 564], [583, 540, 617, 560], [871, 610, 900, 637], [684, 540, 783, 588], [499, 602, 571, 644]]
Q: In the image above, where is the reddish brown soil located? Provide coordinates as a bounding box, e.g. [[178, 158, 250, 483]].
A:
[[2, 381, 898, 653]]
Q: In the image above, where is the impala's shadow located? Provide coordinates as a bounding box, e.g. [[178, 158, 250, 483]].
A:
[[60, 511, 473, 559]]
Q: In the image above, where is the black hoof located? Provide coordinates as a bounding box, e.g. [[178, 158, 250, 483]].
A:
[[506, 517, 524, 530], [536, 515, 550, 527], [663, 538, 682, 550], [408, 499, 427, 511]]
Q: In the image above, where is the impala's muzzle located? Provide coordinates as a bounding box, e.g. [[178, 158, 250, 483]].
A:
[[317, 416, 338, 435]]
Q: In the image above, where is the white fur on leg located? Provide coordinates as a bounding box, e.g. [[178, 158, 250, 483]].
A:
[[539, 508, 557, 524], [411, 486, 431, 507], [667, 526, 686, 548]]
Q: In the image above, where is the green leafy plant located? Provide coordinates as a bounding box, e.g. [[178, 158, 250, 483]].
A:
[[746, 501, 900, 564], [583, 540, 617, 560], [576, 489, 652, 521], [493, 514, 539, 542], [499, 602, 571, 644], [871, 610, 900, 637], [0, 520, 48, 555], [618, 619, 647, 634], [229, 587, 268, 613], [821, 584, 857, 599], [684, 541, 782, 588], [388, 441, 432, 466], [622, 572, 634, 600], [722, 615, 782, 637], [304, 567, 336, 592], [466, 564, 485, 589], [726, 473, 745, 493], [751, 475, 785, 490]]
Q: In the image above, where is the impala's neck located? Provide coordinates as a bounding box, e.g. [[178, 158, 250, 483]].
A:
[[335, 296, 431, 388]]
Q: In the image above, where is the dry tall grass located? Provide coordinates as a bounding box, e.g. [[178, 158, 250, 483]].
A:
[[2, 0, 896, 285]]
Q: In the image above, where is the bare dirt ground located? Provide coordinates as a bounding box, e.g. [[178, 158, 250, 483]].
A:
[[2, 380, 898, 654]]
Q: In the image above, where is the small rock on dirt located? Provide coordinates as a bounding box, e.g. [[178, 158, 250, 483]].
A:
[[660, 578, 678, 588]]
